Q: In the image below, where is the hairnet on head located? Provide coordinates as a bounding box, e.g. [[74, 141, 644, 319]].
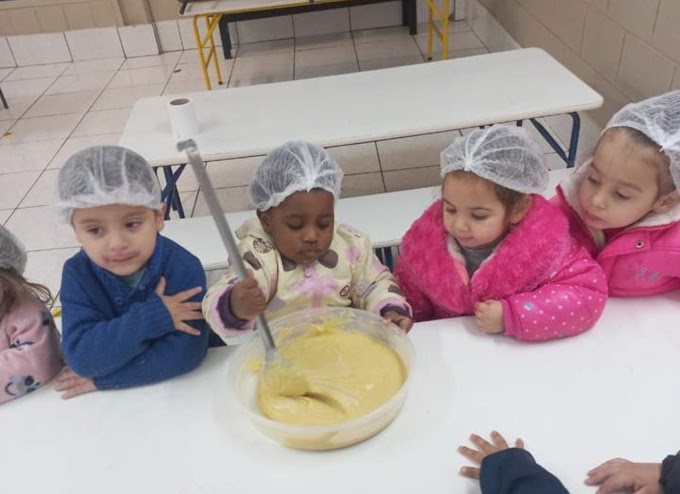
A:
[[0, 225, 27, 275], [605, 90, 680, 190], [440, 125, 549, 194], [249, 140, 343, 211], [55, 145, 162, 223]]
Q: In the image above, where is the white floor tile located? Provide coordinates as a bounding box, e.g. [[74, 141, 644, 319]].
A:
[[168, 60, 234, 82], [0, 97, 35, 121], [414, 29, 485, 56], [0, 210, 10, 224], [232, 39, 294, 58], [327, 142, 381, 174], [65, 28, 124, 61], [236, 17, 294, 44], [61, 58, 124, 76], [5, 63, 69, 81], [352, 26, 412, 45], [0, 67, 14, 81], [1, 77, 56, 99], [358, 54, 424, 71], [120, 52, 181, 70], [350, 2, 402, 31], [295, 32, 353, 51], [24, 90, 99, 118], [19, 169, 60, 208], [92, 84, 165, 111], [2, 114, 81, 143], [0, 120, 13, 136], [383, 165, 441, 191], [46, 72, 115, 95], [24, 247, 80, 297], [293, 9, 350, 38], [194, 186, 252, 215], [0, 171, 41, 209], [228, 70, 293, 88], [232, 52, 294, 75], [118, 24, 160, 58], [163, 78, 210, 96], [4, 205, 78, 250], [341, 172, 385, 197], [8, 33, 71, 66], [295, 45, 356, 67], [0, 139, 63, 173], [107, 66, 175, 89], [295, 61, 359, 80], [71, 108, 130, 137], [355, 38, 422, 63], [48, 133, 121, 169], [377, 131, 459, 171], [206, 157, 262, 188], [416, 20, 472, 34], [156, 21, 183, 53], [544, 152, 567, 171]]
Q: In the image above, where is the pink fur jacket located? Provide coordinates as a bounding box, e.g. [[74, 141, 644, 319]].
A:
[[395, 195, 608, 341]]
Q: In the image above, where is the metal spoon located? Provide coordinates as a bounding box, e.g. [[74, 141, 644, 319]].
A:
[[177, 139, 309, 396]]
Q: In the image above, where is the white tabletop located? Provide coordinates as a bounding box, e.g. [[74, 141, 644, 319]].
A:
[[163, 168, 571, 271], [119, 48, 603, 167], [2, 295, 679, 493]]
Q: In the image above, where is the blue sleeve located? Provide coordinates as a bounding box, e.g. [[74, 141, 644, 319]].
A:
[[93, 256, 209, 390], [61, 263, 176, 379], [480, 449, 569, 494]]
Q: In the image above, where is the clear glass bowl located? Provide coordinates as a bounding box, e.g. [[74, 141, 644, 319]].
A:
[[227, 307, 415, 450]]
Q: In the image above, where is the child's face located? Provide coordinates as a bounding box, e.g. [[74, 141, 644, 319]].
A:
[[577, 131, 666, 230], [442, 173, 519, 249], [258, 189, 334, 266], [72, 204, 164, 276]]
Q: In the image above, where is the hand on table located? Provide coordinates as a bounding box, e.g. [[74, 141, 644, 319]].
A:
[[458, 431, 525, 479], [383, 310, 414, 332], [55, 368, 97, 399], [155, 277, 203, 336], [585, 458, 662, 494], [474, 300, 505, 334]]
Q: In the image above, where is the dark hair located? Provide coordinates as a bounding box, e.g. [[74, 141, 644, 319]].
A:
[[443, 170, 528, 215], [604, 127, 674, 195], [0, 268, 53, 321]]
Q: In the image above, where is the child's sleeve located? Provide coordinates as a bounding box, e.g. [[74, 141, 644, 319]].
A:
[[202, 239, 275, 345], [349, 234, 412, 318], [480, 448, 569, 494], [394, 254, 434, 322], [501, 246, 608, 342], [90, 257, 209, 390], [0, 299, 62, 404]]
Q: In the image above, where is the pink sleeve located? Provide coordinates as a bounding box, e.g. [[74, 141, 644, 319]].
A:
[[502, 247, 608, 342], [0, 297, 62, 404]]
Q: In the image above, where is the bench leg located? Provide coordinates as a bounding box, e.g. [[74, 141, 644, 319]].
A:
[[530, 114, 580, 168], [218, 16, 233, 60], [402, 0, 417, 35], [0, 87, 7, 110], [155, 165, 187, 219]]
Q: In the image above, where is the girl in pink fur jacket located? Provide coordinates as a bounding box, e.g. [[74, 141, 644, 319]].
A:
[[0, 225, 62, 404], [395, 126, 608, 342], [552, 91, 680, 297]]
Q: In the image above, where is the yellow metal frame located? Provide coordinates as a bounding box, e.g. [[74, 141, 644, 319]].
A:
[[424, 0, 450, 60], [192, 13, 225, 90]]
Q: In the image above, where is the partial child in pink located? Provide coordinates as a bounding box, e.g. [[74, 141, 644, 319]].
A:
[[553, 90, 680, 297], [395, 125, 608, 341], [0, 225, 62, 404]]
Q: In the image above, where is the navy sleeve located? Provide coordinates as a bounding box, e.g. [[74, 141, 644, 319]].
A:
[[661, 451, 680, 494], [61, 262, 176, 378], [92, 253, 209, 390], [480, 449, 569, 494]]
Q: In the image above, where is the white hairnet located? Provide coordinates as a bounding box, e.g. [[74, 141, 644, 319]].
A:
[[55, 145, 162, 223], [440, 125, 549, 193], [606, 90, 680, 190], [249, 141, 343, 211], [0, 225, 27, 275]]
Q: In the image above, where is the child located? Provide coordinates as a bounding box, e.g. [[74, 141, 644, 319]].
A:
[[54, 146, 209, 399], [553, 90, 680, 296], [203, 140, 413, 345], [395, 125, 607, 341], [0, 225, 62, 404]]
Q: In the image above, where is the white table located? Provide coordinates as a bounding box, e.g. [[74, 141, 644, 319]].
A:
[[2, 296, 679, 493], [120, 48, 601, 168], [163, 168, 571, 271]]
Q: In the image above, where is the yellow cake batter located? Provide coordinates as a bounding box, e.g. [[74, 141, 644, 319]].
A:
[[257, 324, 406, 426]]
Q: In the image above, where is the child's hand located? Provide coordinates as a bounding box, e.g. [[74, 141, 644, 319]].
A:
[[585, 459, 662, 494], [155, 277, 203, 336], [55, 368, 97, 399], [474, 300, 505, 334], [231, 278, 267, 321], [383, 310, 414, 332], [458, 431, 525, 479]]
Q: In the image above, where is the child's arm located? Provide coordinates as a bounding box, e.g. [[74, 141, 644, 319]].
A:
[[349, 235, 412, 319], [501, 248, 608, 342], [0, 298, 62, 404], [394, 254, 434, 322], [60, 260, 205, 381], [90, 262, 209, 390], [202, 244, 274, 345]]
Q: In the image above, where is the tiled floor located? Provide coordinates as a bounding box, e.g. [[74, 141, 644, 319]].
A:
[[0, 15, 603, 303]]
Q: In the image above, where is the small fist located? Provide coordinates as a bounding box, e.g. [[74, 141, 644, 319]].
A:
[[474, 300, 505, 334], [231, 278, 267, 320], [55, 368, 97, 400], [383, 310, 414, 332]]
